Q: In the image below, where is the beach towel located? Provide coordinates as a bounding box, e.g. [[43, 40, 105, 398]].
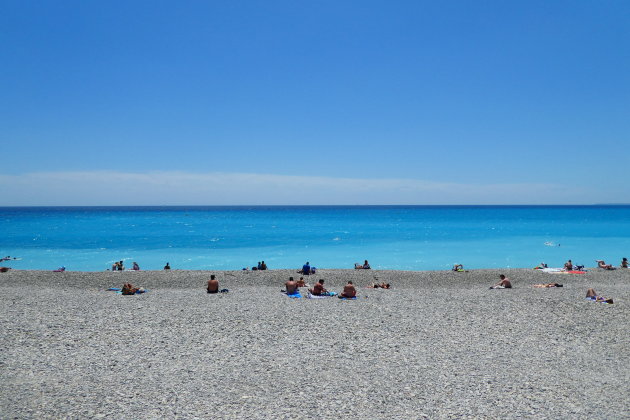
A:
[[307, 292, 337, 299], [541, 268, 564, 273], [338, 296, 357, 300], [284, 291, 302, 298], [585, 297, 613, 304]]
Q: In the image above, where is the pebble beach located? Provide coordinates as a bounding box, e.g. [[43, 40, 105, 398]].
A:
[[1, 268, 629, 419]]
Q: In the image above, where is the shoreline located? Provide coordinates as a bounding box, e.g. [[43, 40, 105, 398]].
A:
[[1, 266, 628, 290]]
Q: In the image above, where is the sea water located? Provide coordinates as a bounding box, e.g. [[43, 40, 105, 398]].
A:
[[1, 206, 629, 271]]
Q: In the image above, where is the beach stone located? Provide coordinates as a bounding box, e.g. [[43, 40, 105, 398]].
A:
[[1, 268, 629, 419]]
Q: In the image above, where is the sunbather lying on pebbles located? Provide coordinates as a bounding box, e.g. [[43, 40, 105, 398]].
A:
[[533, 283, 563, 288], [596, 260, 615, 270], [586, 288, 613, 304], [367, 282, 390, 289]]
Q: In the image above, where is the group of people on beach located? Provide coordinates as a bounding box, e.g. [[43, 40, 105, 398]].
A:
[[489, 273, 614, 303], [111, 261, 141, 271]]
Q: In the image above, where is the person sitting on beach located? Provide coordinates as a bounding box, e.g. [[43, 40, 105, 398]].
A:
[[534, 262, 548, 269], [132, 262, 140, 271], [121, 283, 140, 295], [309, 279, 327, 296], [586, 288, 613, 304], [533, 283, 563, 288], [285, 277, 298, 295], [207, 274, 219, 294], [296, 276, 307, 287], [564, 260, 573, 271], [596, 260, 615, 270], [300, 262, 312, 275], [164, 262, 171, 270], [490, 274, 512, 289], [452, 264, 464, 272], [0, 267, 10, 273], [621, 257, 628, 268], [339, 281, 357, 298], [260, 261, 268, 270], [53, 266, 66, 272], [355, 260, 371, 269]]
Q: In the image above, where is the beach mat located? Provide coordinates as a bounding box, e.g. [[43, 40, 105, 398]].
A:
[[285, 291, 302, 298]]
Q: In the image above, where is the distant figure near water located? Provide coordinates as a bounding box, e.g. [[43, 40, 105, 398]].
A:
[[132, 262, 140, 271], [164, 262, 171, 270], [564, 260, 573, 271], [596, 260, 615, 270], [300, 262, 315, 275], [490, 274, 512, 289], [354, 260, 371, 269], [621, 257, 628, 268], [452, 264, 464, 272]]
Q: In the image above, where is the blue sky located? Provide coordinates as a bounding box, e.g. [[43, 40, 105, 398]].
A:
[[1, 0, 629, 205]]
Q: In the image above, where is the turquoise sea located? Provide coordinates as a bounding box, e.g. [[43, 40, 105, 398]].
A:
[[1, 206, 629, 271]]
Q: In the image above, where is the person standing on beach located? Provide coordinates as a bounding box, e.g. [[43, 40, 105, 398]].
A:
[[207, 275, 219, 294], [285, 277, 298, 294], [164, 262, 170, 270], [339, 281, 357, 298]]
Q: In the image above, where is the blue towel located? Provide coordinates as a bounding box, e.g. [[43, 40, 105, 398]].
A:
[[285, 291, 302, 298], [307, 291, 337, 299]]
